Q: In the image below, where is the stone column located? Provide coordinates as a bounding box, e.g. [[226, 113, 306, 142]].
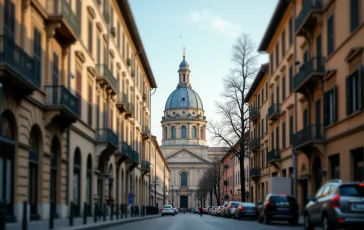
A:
[[187, 123, 191, 139]]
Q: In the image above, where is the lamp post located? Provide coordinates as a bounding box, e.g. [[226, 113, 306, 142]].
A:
[[171, 186, 174, 207], [163, 186, 166, 206]]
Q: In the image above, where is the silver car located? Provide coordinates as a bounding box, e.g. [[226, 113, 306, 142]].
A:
[[223, 201, 241, 217], [161, 205, 175, 216], [304, 180, 364, 230]]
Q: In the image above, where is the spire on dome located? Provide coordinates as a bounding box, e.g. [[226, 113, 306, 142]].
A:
[[178, 51, 191, 88]]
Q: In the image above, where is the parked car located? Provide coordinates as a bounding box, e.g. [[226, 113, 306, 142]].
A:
[[161, 205, 175, 216], [209, 206, 217, 215], [304, 180, 364, 230], [234, 202, 258, 220], [215, 206, 223, 216], [258, 194, 298, 225], [193, 208, 199, 214], [221, 202, 229, 217], [173, 208, 179, 214], [223, 201, 241, 217]]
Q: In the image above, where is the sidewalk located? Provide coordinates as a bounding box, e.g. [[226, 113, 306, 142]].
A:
[[5, 214, 160, 230]]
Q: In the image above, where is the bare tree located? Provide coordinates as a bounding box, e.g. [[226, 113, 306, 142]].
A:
[[207, 33, 258, 202]]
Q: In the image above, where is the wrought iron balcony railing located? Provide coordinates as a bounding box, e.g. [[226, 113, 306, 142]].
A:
[[267, 149, 281, 163], [249, 138, 260, 151], [268, 103, 281, 121], [295, 0, 323, 32], [141, 161, 150, 170], [44, 85, 78, 116], [249, 107, 260, 121], [96, 64, 117, 93], [292, 124, 325, 148], [96, 128, 118, 148], [293, 57, 325, 92], [250, 168, 261, 178]]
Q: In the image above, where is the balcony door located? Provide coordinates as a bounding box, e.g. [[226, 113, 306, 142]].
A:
[[315, 99, 321, 137], [52, 53, 59, 104]]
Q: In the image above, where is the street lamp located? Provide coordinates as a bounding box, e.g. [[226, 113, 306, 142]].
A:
[[171, 185, 174, 207]]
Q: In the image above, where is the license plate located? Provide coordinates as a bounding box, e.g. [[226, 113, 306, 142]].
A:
[[353, 204, 364, 210], [277, 208, 289, 211]]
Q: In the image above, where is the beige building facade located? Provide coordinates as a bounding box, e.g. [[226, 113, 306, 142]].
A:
[[246, 0, 364, 212], [0, 0, 156, 222], [150, 135, 170, 209]]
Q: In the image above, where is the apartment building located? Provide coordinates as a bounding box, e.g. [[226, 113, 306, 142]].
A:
[[0, 0, 156, 222], [247, 0, 364, 211], [150, 136, 170, 208]]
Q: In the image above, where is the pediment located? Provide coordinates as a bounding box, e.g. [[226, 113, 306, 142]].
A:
[[166, 149, 209, 163]]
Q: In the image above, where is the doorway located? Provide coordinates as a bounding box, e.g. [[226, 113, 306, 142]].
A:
[[180, 196, 188, 209], [312, 156, 322, 192], [300, 180, 308, 214]]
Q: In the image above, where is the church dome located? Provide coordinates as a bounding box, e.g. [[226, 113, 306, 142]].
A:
[[165, 87, 203, 110]]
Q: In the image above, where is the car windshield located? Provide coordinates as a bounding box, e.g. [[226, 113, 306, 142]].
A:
[[340, 185, 364, 197], [270, 196, 296, 204], [242, 203, 255, 207], [164, 205, 171, 208]]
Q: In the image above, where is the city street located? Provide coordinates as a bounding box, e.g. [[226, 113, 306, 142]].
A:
[[104, 213, 303, 230]]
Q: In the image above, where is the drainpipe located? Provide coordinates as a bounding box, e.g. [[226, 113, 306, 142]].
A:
[[66, 40, 72, 206], [292, 0, 299, 200]]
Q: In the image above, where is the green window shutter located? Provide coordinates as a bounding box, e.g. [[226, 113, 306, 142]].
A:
[[346, 76, 352, 115], [324, 91, 329, 126], [332, 86, 338, 123]]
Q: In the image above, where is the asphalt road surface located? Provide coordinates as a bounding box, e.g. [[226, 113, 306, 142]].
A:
[[104, 213, 304, 230]]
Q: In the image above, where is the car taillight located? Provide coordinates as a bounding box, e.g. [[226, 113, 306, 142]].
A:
[[161, 208, 164, 210], [239, 206, 244, 211], [359, 183, 364, 187], [331, 194, 340, 208], [170, 208, 173, 210], [230, 205, 233, 208], [280, 194, 286, 197], [264, 201, 271, 207]]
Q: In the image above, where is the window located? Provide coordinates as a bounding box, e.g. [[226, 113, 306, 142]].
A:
[[276, 85, 279, 103], [281, 30, 286, 57], [172, 126, 176, 139], [262, 88, 264, 103], [88, 85, 93, 126], [352, 147, 364, 181], [4, 0, 15, 36], [289, 65, 293, 93], [258, 94, 260, 108], [33, 28, 42, 85], [346, 67, 363, 115], [289, 17, 293, 45], [191, 126, 196, 138], [258, 123, 260, 138], [276, 126, 279, 149], [266, 82, 268, 99], [329, 154, 340, 179], [289, 115, 293, 145], [88, 20, 93, 55], [350, 0, 360, 32], [270, 53, 274, 74], [271, 131, 274, 149], [97, 37, 101, 64], [122, 33, 125, 58], [275, 43, 279, 68], [282, 122, 286, 149], [324, 86, 337, 126], [303, 109, 308, 127], [282, 76, 286, 100], [181, 126, 186, 138], [164, 127, 168, 139], [261, 119, 264, 137], [76, 71, 82, 117], [117, 23, 120, 48], [266, 114, 268, 134], [327, 14, 335, 56]]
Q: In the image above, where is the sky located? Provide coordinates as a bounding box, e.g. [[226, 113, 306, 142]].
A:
[[128, 0, 278, 146]]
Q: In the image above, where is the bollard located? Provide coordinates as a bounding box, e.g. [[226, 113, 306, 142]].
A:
[[49, 200, 54, 229], [98, 203, 102, 220], [103, 203, 106, 221], [116, 203, 119, 220], [110, 203, 113, 220], [69, 202, 74, 226], [0, 201, 6, 230], [22, 201, 27, 230], [83, 202, 87, 225], [94, 203, 97, 223]]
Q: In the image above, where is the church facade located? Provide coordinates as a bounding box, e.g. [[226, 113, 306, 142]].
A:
[[160, 53, 228, 208]]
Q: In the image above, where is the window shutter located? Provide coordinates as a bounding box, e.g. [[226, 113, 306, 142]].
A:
[[323, 91, 329, 126], [346, 76, 352, 115], [332, 86, 337, 122], [359, 66, 363, 109]]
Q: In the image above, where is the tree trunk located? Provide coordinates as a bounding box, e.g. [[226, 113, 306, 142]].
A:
[[240, 143, 246, 202], [209, 188, 213, 206], [217, 183, 221, 205], [213, 185, 218, 206]]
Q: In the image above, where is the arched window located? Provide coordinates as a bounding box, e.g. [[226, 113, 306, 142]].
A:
[[86, 155, 92, 215], [191, 126, 196, 138], [181, 172, 187, 187], [73, 149, 81, 216], [200, 127, 203, 139], [29, 127, 39, 218], [172, 126, 176, 139], [164, 127, 168, 140], [181, 126, 186, 138], [0, 115, 14, 139]]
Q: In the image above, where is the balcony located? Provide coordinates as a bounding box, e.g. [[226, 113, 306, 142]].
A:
[[249, 138, 260, 152], [292, 124, 325, 155], [250, 168, 261, 179], [142, 125, 151, 139], [295, 0, 324, 36], [249, 107, 260, 122], [116, 92, 128, 113], [293, 57, 325, 95], [96, 64, 117, 96], [268, 103, 281, 121], [46, 0, 80, 43], [114, 142, 139, 169], [44, 85, 78, 130], [0, 30, 39, 99], [141, 161, 150, 172], [267, 149, 281, 168], [96, 128, 118, 149], [125, 102, 134, 119]]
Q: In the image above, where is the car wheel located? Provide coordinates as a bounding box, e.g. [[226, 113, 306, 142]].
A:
[[304, 214, 314, 230], [322, 214, 334, 230], [263, 214, 270, 224], [172, 214, 175, 216]]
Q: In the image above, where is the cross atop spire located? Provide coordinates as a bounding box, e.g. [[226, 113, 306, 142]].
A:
[[183, 46, 186, 59]]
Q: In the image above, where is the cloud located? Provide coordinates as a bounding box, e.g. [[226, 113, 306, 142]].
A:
[[187, 10, 241, 37]]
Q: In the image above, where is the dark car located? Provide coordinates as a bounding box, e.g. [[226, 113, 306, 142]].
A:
[[258, 194, 299, 225], [304, 180, 364, 230], [234, 202, 258, 220]]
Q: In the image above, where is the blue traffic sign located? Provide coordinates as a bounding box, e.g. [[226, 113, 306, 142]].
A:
[[128, 193, 134, 204]]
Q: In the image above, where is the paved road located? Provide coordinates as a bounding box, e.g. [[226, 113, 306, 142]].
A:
[[104, 213, 304, 230]]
